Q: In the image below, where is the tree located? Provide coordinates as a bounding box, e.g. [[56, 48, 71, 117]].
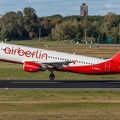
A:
[[24, 7, 38, 38], [103, 12, 118, 43], [51, 20, 82, 40]]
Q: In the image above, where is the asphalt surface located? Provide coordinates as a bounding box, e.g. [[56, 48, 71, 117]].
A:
[[0, 80, 120, 90]]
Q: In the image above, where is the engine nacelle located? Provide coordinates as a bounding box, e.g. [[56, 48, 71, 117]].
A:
[[23, 61, 45, 72]]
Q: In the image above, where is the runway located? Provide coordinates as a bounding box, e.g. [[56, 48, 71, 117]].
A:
[[0, 80, 120, 90]]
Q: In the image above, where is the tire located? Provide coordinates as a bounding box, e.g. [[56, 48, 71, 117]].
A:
[[49, 74, 55, 81]]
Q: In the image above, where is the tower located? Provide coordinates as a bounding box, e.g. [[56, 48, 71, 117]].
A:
[[80, 3, 88, 16]]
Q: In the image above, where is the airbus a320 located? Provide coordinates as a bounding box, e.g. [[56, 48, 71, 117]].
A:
[[0, 42, 120, 81]]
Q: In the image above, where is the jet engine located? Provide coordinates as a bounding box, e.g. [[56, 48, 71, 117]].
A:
[[23, 61, 45, 72]]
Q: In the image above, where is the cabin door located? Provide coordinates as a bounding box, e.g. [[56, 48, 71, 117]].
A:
[[105, 62, 110, 71]]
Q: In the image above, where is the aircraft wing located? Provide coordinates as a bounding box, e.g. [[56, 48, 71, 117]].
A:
[[35, 61, 71, 70]]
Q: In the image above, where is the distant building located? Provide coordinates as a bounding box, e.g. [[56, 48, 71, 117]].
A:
[[80, 3, 88, 16]]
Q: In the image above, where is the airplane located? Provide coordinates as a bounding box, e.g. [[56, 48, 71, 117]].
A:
[[0, 42, 120, 81]]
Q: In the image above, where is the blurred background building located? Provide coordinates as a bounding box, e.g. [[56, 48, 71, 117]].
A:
[[80, 3, 88, 16]]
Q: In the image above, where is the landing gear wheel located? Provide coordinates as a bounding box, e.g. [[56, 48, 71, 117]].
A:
[[49, 73, 55, 81]]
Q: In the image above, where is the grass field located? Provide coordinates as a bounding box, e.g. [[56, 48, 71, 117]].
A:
[[0, 90, 120, 120]]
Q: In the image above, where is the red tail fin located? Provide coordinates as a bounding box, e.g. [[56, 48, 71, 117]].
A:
[[110, 52, 120, 62]]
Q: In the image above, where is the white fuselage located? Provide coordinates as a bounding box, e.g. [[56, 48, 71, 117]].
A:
[[0, 43, 106, 66]]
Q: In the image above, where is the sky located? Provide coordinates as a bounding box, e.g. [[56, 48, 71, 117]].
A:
[[0, 0, 120, 17]]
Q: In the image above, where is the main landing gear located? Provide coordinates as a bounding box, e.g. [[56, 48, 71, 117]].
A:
[[48, 68, 55, 81], [49, 73, 55, 81]]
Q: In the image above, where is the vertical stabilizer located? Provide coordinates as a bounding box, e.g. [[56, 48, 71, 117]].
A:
[[110, 52, 120, 62]]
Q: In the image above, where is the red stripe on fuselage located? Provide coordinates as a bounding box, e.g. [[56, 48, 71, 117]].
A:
[[62, 61, 120, 74]]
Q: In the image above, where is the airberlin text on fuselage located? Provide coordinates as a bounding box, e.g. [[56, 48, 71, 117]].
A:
[[4, 46, 48, 60]]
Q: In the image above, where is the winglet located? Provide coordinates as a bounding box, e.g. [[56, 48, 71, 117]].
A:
[[110, 52, 120, 62]]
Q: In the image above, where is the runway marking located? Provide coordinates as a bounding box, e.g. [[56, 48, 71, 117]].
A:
[[106, 82, 120, 84], [12, 82, 62, 84], [1, 88, 120, 90]]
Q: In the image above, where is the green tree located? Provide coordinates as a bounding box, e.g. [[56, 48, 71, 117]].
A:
[[24, 7, 38, 38], [102, 12, 118, 43]]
